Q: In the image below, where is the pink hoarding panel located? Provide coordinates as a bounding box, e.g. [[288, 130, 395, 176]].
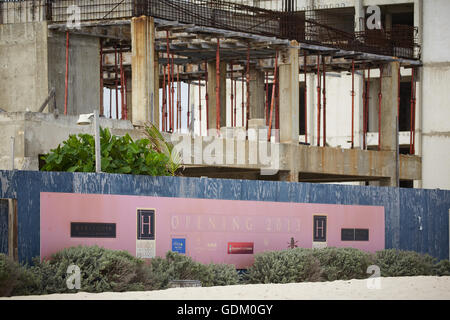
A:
[[40, 192, 385, 268]]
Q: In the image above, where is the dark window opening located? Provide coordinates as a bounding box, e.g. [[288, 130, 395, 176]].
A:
[[399, 82, 412, 132], [299, 83, 306, 135], [400, 180, 414, 188]]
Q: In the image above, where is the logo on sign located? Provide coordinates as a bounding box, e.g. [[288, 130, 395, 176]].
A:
[[137, 209, 155, 240], [227, 242, 254, 254], [172, 238, 186, 254]]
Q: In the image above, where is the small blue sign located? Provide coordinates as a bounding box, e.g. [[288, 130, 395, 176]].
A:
[[172, 238, 186, 254]]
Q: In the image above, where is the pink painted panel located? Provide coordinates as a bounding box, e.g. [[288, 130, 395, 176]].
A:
[[40, 192, 385, 268]]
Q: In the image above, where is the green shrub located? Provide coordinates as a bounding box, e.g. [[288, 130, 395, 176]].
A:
[[30, 245, 152, 294], [0, 253, 40, 297], [432, 259, 450, 276], [147, 251, 239, 289], [375, 249, 436, 277], [246, 248, 322, 284], [311, 247, 375, 281], [40, 127, 170, 176]]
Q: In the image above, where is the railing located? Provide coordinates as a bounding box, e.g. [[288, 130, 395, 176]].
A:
[[0, 0, 420, 59]]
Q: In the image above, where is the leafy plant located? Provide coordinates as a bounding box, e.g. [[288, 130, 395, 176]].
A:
[[374, 249, 436, 277], [0, 253, 40, 297], [40, 128, 171, 176], [143, 123, 182, 176]]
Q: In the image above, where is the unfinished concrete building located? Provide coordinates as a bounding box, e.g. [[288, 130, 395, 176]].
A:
[[0, 0, 448, 190]]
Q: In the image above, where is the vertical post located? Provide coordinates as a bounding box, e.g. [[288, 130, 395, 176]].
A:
[[246, 45, 250, 132], [99, 39, 104, 116], [304, 51, 308, 144], [378, 65, 383, 151], [265, 71, 269, 126], [162, 65, 166, 131], [216, 38, 221, 135], [166, 31, 172, 131], [322, 56, 326, 147], [187, 81, 190, 132], [120, 47, 125, 120], [233, 77, 237, 127], [316, 54, 321, 146], [93, 110, 101, 173], [171, 54, 175, 131], [242, 70, 245, 127], [177, 64, 181, 132], [198, 76, 202, 136], [230, 62, 234, 127], [267, 51, 278, 141], [10, 136, 14, 170], [205, 61, 209, 131], [115, 45, 119, 119], [64, 31, 69, 115], [351, 59, 355, 149], [8, 199, 17, 261], [410, 67, 416, 155]]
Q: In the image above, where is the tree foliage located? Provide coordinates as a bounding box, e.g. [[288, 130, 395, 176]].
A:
[[40, 127, 171, 176]]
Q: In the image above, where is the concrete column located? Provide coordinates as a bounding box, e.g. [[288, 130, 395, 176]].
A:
[[131, 16, 159, 127], [207, 61, 227, 131], [379, 62, 400, 187], [380, 62, 399, 152], [354, 0, 364, 32], [249, 67, 265, 120], [278, 41, 300, 144], [414, 0, 423, 188]]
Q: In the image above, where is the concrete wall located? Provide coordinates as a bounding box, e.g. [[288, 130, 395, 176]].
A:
[[420, 0, 450, 190], [0, 22, 49, 112], [0, 112, 137, 171], [47, 31, 100, 116]]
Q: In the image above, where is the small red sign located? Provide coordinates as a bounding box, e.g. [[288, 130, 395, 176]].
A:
[[227, 242, 254, 254]]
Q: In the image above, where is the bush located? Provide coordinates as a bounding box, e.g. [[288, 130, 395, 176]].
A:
[[40, 128, 171, 176], [147, 251, 239, 289], [432, 259, 450, 276], [311, 247, 375, 281], [374, 249, 436, 277], [246, 248, 322, 284], [0, 253, 40, 297], [30, 245, 152, 294]]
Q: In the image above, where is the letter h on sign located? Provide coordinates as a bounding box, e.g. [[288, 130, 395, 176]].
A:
[[137, 209, 155, 240], [313, 215, 327, 242]]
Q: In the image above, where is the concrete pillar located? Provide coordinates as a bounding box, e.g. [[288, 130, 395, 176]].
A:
[[414, 0, 423, 188], [354, 0, 364, 32], [207, 61, 227, 131], [278, 41, 300, 144], [249, 67, 265, 120], [380, 62, 399, 152], [131, 16, 159, 127], [379, 62, 400, 187]]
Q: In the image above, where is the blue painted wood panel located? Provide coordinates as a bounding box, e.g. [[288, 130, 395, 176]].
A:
[[0, 170, 448, 263]]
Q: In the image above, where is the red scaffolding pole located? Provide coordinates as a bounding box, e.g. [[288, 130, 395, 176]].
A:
[[241, 70, 245, 127], [410, 67, 416, 155], [166, 31, 172, 132], [233, 76, 237, 127], [265, 71, 269, 126], [99, 39, 103, 116], [205, 60, 209, 131], [114, 45, 119, 119], [216, 38, 221, 135], [199, 76, 202, 136], [351, 59, 355, 149], [246, 45, 250, 132], [378, 65, 383, 151], [64, 31, 69, 115], [230, 61, 234, 128], [171, 54, 175, 132], [317, 55, 321, 146], [304, 51, 308, 144], [187, 81, 190, 131], [177, 65, 181, 132], [162, 65, 167, 131], [119, 46, 125, 120], [322, 56, 327, 147]]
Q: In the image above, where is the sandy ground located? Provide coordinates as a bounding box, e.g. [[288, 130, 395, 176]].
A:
[[2, 276, 450, 300]]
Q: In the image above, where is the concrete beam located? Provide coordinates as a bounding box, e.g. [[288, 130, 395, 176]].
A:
[[131, 16, 159, 127]]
